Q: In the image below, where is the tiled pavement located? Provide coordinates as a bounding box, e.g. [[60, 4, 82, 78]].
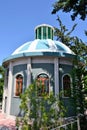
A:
[[0, 110, 16, 130]]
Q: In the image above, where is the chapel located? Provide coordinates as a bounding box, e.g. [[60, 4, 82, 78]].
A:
[[2, 24, 75, 117]]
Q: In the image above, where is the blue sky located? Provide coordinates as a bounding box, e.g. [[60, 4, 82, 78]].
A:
[[0, 0, 87, 65]]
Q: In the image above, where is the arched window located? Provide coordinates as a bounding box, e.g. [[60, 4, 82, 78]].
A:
[[15, 74, 23, 96], [63, 74, 71, 97], [37, 73, 49, 96]]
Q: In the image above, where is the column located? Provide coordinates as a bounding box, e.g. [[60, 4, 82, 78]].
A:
[[54, 58, 59, 96], [27, 58, 31, 88], [6, 62, 13, 116]]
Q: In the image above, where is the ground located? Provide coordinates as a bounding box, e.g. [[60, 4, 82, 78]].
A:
[[0, 110, 16, 130]]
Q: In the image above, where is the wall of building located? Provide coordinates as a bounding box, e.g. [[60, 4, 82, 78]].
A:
[[10, 64, 27, 116], [10, 62, 54, 116], [32, 63, 54, 93], [59, 64, 76, 116], [4, 57, 76, 117]]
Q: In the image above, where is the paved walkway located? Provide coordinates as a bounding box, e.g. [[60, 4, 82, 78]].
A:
[[0, 110, 16, 130]]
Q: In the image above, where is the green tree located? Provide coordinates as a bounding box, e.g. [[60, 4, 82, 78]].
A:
[[0, 66, 5, 101], [54, 16, 77, 47], [16, 82, 66, 130], [70, 37, 87, 115], [52, 0, 87, 20], [52, 1, 87, 128], [54, 16, 87, 116]]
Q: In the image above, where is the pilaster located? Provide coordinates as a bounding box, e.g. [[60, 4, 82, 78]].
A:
[[6, 62, 13, 115], [27, 58, 31, 87], [54, 58, 59, 95]]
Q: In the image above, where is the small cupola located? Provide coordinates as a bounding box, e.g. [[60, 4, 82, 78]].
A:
[[35, 24, 54, 40]]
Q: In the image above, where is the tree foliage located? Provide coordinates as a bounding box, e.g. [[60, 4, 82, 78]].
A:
[[54, 16, 77, 47], [54, 16, 87, 116], [52, 0, 87, 20], [16, 82, 66, 130]]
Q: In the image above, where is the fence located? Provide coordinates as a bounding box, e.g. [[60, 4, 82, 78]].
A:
[[40, 117, 80, 130], [17, 116, 80, 130], [50, 119, 79, 130]]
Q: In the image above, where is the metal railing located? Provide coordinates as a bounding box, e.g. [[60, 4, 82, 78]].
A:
[[50, 120, 78, 130], [40, 117, 80, 130], [17, 116, 80, 130]]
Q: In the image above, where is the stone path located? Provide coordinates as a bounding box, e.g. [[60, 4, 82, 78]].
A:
[[0, 110, 16, 130]]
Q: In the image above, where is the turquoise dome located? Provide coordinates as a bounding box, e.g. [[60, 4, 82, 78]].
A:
[[3, 24, 75, 63], [12, 39, 73, 55]]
